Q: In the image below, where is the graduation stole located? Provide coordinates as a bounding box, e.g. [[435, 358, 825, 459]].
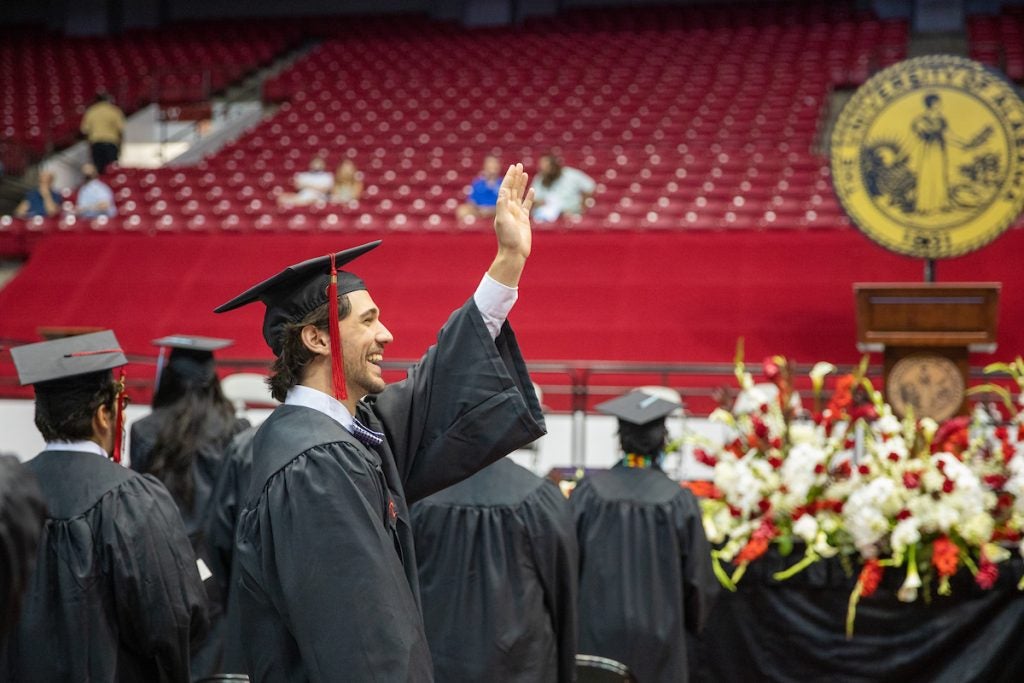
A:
[[111, 371, 128, 463], [622, 453, 657, 469]]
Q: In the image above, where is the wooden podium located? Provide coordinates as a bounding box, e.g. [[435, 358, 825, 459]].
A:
[[854, 283, 1001, 421]]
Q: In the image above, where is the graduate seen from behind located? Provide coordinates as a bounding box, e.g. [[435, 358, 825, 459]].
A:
[[130, 334, 249, 678], [411, 448, 578, 682], [571, 390, 720, 683], [213, 163, 546, 682], [1, 331, 208, 682]]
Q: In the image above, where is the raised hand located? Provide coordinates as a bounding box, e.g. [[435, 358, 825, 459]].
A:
[[493, 163, 534, 263]]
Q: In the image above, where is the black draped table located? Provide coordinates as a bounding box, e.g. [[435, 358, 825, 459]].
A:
[[689, 549, 1024, 682]]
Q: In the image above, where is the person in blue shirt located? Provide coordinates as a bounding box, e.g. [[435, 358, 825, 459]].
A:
[[14, 171, 62, 219], [457, 155, 503, 221]]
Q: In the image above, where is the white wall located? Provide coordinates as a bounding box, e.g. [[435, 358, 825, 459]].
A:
[[0, 399, 721, 479]]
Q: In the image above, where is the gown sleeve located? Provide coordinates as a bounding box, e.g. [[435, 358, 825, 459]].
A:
[[249, 443, 429, 681], [674, 489, 720, 634], [107, 477, 209, 682], [372, 298, 546, 503], [520, 482, 579, 683]]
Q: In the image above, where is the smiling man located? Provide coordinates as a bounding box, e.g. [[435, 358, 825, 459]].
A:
[[213, 164, 545, 681]]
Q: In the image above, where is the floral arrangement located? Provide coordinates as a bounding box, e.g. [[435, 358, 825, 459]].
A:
[[697, 343, 1024, 636]]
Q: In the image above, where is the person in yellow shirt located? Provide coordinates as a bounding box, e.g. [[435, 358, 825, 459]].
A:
[[80, 92, 125, 175]]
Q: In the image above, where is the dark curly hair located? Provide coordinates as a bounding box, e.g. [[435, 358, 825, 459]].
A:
[[267, 294, 351, 402], [33, 370, 117, 443]]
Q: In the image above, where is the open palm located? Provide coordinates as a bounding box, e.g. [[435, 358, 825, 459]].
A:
[[493, 163, 534, 260]]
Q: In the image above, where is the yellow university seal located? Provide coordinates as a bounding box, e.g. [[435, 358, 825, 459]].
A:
[[831, 55, 1024, 258]]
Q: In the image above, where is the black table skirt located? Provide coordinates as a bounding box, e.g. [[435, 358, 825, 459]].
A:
[[689, 550, 1024, 683]]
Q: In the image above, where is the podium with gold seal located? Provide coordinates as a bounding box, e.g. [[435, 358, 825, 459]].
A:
[[831, 55, 1024, 420]]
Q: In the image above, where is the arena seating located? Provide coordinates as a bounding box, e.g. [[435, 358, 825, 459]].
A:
[[0, 20, 300, 166], [2, 4, 909, 250], [969, 7, 1024, 82]]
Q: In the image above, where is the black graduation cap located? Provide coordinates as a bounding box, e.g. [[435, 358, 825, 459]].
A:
[[10, 330, 126, 386], [213, 241, 380, 355], [152, 334, 233, 383], [595, 390, 680, 427]]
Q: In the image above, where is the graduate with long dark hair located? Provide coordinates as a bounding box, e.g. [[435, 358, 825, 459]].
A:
[[130, 334, 248, 677]]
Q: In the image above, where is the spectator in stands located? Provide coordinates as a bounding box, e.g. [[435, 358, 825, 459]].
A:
[[531, 154, 596, 222], [456, 155, 503, 220], [277, 157, 334, 208], [80, 92, 125, 175], [75, 163, 116, 219], [330, 159, 363, 203], [14, 170, 62, 219]]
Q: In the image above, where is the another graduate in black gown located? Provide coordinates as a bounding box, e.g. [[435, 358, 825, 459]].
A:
[[2, 330, 208, 682], [204, 424, 257, 673], [412, 456, 578, 682], [572, 391, 720, 683], [213, 163, 544, 682], [130, 335, 248, 678], [0, 455, 46, 643]]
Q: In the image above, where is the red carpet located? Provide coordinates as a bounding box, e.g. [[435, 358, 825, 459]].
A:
[[1, 229, 1021, 406]]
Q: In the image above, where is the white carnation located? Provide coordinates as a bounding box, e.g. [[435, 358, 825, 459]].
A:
[[793, 514, 819, 543]]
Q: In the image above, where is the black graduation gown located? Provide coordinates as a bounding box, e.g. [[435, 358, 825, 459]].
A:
[[205, 425, 258, 673], [234, 298, 546, 682], [131, 409, 248, 678], [571, 466, 720, 683], [130, 409, 249, 540], [411, 457, 578, 683], [0, 450, 208, 683]]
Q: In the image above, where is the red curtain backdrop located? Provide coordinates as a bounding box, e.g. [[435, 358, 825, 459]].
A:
[[1, 229, 1021, 394]]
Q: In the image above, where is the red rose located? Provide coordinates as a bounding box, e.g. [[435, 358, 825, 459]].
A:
[[942, 479, 955, 494], [858, 464, 870, 476], [768, 456, 783, 469], [896, 509, 911, 521], [887, 452, 901, 462], [984, 474, 1008, 490], [813, 463, 826, 475], [903, 472, 921, 489]]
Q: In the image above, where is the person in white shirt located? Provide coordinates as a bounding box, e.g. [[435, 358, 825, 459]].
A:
[[277, 157, 335, 208], [530, 154, 596, 222], [75, 163, 117, 218]]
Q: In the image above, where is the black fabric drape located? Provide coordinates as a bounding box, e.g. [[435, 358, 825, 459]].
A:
[[691, 549, 1024, 682]]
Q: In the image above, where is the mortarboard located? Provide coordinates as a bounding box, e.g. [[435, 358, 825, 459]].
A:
[[595, 390, 680, 427], [11, 330, 126, 386], [214, 241, 382, 401], [152, 334, 233, 384], [10, 330, 129, 463]]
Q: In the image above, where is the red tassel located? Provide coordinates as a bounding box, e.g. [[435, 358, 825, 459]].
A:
[[111, 371, 127, 463], [327, 253, 348, 401]]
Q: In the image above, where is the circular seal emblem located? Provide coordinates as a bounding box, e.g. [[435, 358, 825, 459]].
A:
[[886, 353, 965, 421], [831, 55, 1024, 258]]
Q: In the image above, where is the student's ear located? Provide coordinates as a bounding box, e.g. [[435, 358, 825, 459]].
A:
[[93, 403, 115, 453], [300, 324, 331, 357]]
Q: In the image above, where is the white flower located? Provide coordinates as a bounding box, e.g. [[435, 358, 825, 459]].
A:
[[788, 421, 818, 445], [891, 518, 921, 553], [780, 442, 826, 501], [897, 562, 922, 603], [919, 418, 939, 443], [959, 513, 994, 546], [793, 514, 819, 543], [812, 530, 839, 558], [875, 413, 902, 437], [708, 408, 736, 427]]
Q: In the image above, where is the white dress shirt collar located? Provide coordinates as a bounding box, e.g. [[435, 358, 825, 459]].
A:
[[285, 384, 355, 431], [43, 440, 109, 458]]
